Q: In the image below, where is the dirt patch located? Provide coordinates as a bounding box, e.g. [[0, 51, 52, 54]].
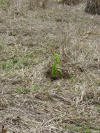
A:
[[46, 67, 70, 81]]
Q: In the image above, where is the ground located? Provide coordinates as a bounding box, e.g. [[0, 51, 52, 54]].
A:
[[0, 0, 100, 133]]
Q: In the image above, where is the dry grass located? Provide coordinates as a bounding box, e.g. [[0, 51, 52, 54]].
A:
[[0, 0, 100, 133]]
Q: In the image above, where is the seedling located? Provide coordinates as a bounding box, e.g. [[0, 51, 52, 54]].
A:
[[51, 53, 63, 78]]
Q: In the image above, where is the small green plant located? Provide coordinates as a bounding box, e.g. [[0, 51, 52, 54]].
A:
[[33, 86, 40, 91], [51, 53, 63, 78], [52, 62, 58, 78], [17, 88, 31, 94], [1, 0, 5, 5], [53, 53, 61, 65], [24, 88, 30, 94], [17, 88, 23, 94]]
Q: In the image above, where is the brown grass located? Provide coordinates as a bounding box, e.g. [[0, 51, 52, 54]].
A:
[[0, 0, 100, 133]]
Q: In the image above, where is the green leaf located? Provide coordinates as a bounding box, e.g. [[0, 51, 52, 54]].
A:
[[57, 68, 63, 75], [53, 53, 61, 65], [52, 62, 58, 78]]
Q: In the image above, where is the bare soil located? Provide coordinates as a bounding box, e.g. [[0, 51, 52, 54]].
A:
[[0, 0, 100, 133]]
